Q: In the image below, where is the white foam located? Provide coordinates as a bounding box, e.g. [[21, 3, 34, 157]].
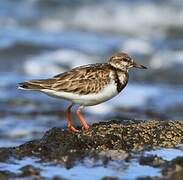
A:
[[150, 50, 183, 69], [71, 2, 183, 36], [39, 18, 65, 32], [120, 38, 154, 55], [23, 49, 97, 76]]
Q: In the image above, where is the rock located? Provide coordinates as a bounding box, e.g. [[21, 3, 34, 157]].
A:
[[20, 165, 41, 177], [0, 120, 182, 164], [0, 148, 14, 162], [138, 155, 183, 180], [139, 155, 166, 167], [0, 170, 17, 180], [101, 176, 118, 180], [0, 120, 182, 180], [161, 156, 183, 180]]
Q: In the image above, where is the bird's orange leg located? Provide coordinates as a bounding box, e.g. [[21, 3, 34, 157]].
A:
[[76, 106, 90, 130], [66, 103, 79, 132]]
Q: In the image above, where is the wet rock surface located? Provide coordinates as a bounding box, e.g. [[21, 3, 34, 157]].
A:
[[0, 120, 182, 161], [0, 120, 182, 179], [138, 156, 183, 180], [139, 155, 166, 167]]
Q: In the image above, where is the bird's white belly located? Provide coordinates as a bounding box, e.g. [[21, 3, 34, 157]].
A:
[[41, 82, 118, 106]]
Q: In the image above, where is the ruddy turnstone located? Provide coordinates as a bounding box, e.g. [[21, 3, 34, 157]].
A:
[[18, 52, 147, 132]]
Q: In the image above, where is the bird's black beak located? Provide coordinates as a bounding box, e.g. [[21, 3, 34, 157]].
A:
[[132, 62, 147, 69]]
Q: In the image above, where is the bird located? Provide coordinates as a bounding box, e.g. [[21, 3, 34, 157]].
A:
[[18, 52, 147, 132]]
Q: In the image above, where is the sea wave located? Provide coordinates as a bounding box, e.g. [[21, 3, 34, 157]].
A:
[[23, 49, 98, 77], [0, 0, 183, 44], [150, 50, 183, 69]]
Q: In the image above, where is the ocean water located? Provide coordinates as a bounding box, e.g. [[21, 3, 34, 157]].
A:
[[0, 0, 183, 179]]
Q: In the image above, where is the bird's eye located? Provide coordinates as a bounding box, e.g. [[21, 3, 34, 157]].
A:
[[123, 58, 128, 62]]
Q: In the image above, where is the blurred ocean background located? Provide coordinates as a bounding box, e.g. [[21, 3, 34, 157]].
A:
[[0, 0, 183, 179], [0, 0, 183, 146]]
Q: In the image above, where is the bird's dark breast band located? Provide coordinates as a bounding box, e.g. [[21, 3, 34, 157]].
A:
[[113, 70, 127, 93]]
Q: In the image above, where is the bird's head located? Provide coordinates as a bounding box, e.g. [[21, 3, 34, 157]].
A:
[[108, 52, 147, 71]]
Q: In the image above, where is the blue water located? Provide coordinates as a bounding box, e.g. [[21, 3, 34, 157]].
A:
[[0, 155, 161, 179], [0, 147, 182, 179]]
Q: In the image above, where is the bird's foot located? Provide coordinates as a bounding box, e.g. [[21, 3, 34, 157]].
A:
[[82, 124, 90, 130], [68, 125, 79, 133]]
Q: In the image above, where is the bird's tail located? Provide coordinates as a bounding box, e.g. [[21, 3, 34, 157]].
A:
[[18, 79, 55, 90]]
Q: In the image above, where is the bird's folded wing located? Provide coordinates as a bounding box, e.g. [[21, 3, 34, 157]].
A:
[[19, 64, 111, 94], [51, 64, 110, 95]]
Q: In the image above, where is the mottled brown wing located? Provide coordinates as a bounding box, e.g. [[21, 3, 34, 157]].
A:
[[51, 63, 110, 95]]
